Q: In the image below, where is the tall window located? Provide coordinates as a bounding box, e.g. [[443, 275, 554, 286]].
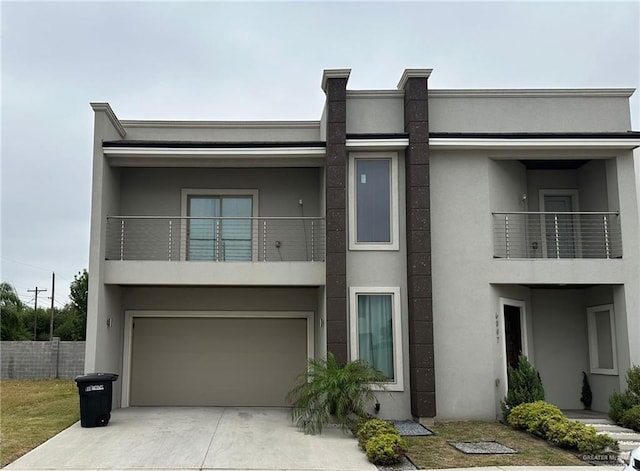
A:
[[349, 287, 403, 390], [348, 154, 399, 250], [183, 191, 255, 261], [587, 304, 618, 375]]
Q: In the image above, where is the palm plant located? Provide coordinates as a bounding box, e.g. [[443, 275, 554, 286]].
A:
[[287, 353, 387, 434]]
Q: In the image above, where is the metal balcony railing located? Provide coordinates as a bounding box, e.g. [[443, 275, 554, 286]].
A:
[[106, 216, 326, 262], [492, 212, 622, 259]]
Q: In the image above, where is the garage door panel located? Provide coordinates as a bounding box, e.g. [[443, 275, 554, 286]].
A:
[[130, 317, 307, 406]]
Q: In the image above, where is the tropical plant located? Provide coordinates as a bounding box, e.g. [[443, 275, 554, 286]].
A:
[[287, 353, 387, 434], [0, 282, 30, 340]]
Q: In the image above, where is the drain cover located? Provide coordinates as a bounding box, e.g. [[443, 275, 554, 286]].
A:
[[389, 420, 433, 436], [450, 441, 517, 454]]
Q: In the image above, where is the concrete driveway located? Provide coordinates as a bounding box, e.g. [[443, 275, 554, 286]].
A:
[[5, 407, 377, 471]]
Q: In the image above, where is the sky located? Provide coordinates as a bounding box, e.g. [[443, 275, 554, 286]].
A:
[[1, 0, 639, 307]]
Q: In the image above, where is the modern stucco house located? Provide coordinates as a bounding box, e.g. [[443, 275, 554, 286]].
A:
[[85, 68, 640, 423]]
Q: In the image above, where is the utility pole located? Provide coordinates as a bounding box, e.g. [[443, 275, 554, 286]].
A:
[[49, 273, 55, 341], [28, 286, 47, 341]]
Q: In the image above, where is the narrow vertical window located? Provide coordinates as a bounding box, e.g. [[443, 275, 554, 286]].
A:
[[356, 159, 390, 243], [349, 287, 403, 390], [587, 304, 618, 375], [357, 293, 394, 380], [348, 154, 399, 250]]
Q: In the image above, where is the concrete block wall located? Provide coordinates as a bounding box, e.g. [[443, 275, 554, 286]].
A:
[[0, 339, 85, 380]]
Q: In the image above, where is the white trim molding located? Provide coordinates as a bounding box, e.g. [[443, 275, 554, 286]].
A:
[[321, 69, 351, 92], [349, 287, 404, 391], [90, 102, 126, 138], [430, 137, 640, 150], [397, 69, 433, 90], [121, 310, 315, 408], [103, 146, 326, 158], [587, 304, 618, 375], [345, 138, 409, 150], [429, 88, 636, 98]]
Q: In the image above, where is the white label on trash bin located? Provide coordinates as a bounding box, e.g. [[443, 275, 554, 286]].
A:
[[85, 385, 105, 392]]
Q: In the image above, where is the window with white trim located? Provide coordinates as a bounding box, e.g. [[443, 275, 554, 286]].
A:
[[587, 304, 618, 375], [349, 287, 403, 390], [348, 153, 399, 250], [181, 189, 258, 261]]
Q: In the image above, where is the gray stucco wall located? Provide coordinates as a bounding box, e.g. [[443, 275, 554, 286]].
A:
[[1, 339, 85, 380], [531, 286, 618, 412], [120, 122, 321, 142], [429, 92, 633, 133]]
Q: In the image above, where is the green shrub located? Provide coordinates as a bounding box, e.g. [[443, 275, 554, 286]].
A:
[[575, 429, 618, 454], [356, 419, 399, 448], [502, 355, 545, 419], [509, 401, 618, 454], [627, 365, 640, 398], [609, 390, 640, 423], [507, 401, 563, 437], [620, 405, 640, 432], [365, 433, 408, 465], [546, 419, 614, 453], [580, 371, 592, 410], [546, 417, 583, 448]]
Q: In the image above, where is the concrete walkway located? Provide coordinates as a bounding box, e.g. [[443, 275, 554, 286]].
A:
[[5, 407, 377, 471]]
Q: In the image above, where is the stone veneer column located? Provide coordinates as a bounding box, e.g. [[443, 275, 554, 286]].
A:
[[398, 69, 436, 419], [322, 69, 350, 364]]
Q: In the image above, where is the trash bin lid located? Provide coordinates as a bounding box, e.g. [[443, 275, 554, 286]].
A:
[[75, 373, 119, 383]]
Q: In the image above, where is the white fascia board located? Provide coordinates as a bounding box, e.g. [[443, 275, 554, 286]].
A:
[[430, 138, 640, 150], [429, 88, 636, 98], [345, 138, 409, 150], [103, 146, 326, 158]]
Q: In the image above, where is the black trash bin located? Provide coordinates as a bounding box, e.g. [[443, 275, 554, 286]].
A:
[[75, 373, 119, 427]]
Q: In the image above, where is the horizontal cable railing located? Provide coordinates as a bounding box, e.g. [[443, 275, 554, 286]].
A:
[[106, 216, 326, 262], [492, 212, 622, 259]]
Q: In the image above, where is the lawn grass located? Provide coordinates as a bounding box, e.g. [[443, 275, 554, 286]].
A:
[[1, 379, 79, 467], [406, 421, 587, 469]]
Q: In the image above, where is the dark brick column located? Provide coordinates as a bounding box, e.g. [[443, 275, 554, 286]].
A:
[[322, 69, 350, 364], [399, 69, 436, 419]]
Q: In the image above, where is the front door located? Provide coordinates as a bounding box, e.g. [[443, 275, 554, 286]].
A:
[[504, 304, 523, 369], [188, 196, 253, 261], [542, 193, 578, 258]]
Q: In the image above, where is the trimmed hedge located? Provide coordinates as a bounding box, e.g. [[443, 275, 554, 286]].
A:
[[507, 401, 563, 437], [609, 365, 640, 429], [507, 401, 618, 454], [620, 405, 640, 432], [356, 418, 398, 448], [365, 433, 409, 466], [609, 390, 640, 423], [356, 418, 407, 465]]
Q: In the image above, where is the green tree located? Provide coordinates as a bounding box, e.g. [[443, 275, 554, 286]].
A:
[[65, 270, 88, 340], [1, 282, 30, 340]]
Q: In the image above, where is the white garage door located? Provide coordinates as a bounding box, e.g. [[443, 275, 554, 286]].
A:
[[129, 317, 308, 406]]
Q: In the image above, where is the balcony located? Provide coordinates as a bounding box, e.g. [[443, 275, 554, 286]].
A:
[[492, 212, 622, 259], [106, 216, 326, 262]]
